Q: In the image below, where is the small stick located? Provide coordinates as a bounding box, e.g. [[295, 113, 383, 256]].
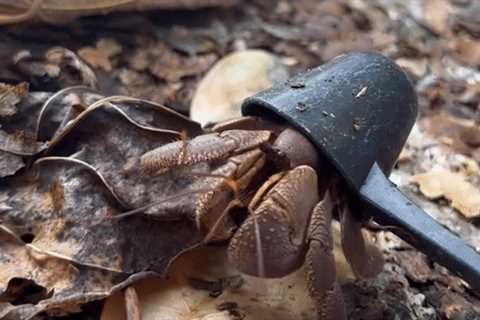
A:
[[124, 286, 141, 320]]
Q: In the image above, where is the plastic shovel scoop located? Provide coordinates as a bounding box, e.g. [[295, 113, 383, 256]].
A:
[[242, 52, 480, 291]]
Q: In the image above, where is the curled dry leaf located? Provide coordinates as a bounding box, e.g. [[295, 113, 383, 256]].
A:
[[411, 170, 480, 219], [0, 0, 239, 25], [0, 88, 225, 319], [191, 50, 289, 126]]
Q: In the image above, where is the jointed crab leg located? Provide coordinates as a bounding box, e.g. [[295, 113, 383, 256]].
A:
[[339, 203, 384, 279], [306, 193, 346, 320], [140, 130, 271, 174]]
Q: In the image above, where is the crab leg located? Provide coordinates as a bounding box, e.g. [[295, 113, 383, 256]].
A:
[[339, 204, 384, 279], [305, 193, 346, 320], [228, 166, 318, 278], [140, 130, 271, 174]]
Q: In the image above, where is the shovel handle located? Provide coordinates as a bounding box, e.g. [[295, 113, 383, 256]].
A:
[[360, 163, 480, 292]]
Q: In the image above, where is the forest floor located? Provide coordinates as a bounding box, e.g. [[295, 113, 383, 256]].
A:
[[0, 0, 480, 319]]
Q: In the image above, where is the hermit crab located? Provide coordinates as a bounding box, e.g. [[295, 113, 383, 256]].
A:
[[137, 115, 385, 319], [127, 52, 407, 319], [4, 52, 477, 319]]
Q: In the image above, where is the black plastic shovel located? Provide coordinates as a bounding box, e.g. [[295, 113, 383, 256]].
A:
[[242, 52, 480, 291]]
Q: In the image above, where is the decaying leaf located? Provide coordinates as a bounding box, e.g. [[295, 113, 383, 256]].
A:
[[101, 234, 354, 320], [190, 50, 289, 126], [0, 90, 52, 177], [46, 48, 98, 88], [411, 170, 480, 219], [416, 0, 452, 35], [0, 0, 239, 25], [0, 82, 28, 117], [0, 89, 222, 319], [13, 48, 98, 90], [0, 82, 32, 177], [78, 38, 122, 72], [420, 112, 480, 154], [129, 42, 217, 84], [449, 35, 480, 68], [0, 152, 24, 178], [395, 58, 428, 80]]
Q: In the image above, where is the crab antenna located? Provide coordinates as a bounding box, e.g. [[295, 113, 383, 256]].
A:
[[108, 188, 213, 220]]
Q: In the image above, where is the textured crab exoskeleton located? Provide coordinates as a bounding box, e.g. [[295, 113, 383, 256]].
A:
[[139, 117, 385, 320]]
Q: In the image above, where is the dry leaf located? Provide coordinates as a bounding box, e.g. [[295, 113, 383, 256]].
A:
[[418, 0, 452, 35], [0, 0, 239, 25], [46, 47, 97, 88], [0, 91, 49, 178], [102, 234, 354, 320], [0, 90, 212, 319], [78, 38, 122, 72], [420, 112, 480, 155], [190, 50, 289, 126], [0, 82, 28, 117], [411, 170, 480, 218], [14, 48, 97, 89], [129, 43, 217, 82], [449, 35, 480, 68], [395, 58, 428, 79]]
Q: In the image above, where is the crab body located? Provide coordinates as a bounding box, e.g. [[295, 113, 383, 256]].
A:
[[139, 116, 384, 320]]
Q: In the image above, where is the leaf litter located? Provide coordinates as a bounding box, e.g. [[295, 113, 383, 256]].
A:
[[1, 0, 480, 319]]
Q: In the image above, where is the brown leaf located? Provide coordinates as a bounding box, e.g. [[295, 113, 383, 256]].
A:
[[190, 50, 288, 126], [395, 58, 428, 80], [46, 47, 97, 88], [449, 35, 480, 68], [14, 48, 97, 89], [101, 246, 316, 320], [419, 0, 452, 35], [411, 170, 480, 218], [395, 251, 432, 284], [78, 38, 122, 72], [420, 112, 480, 154], [450, 2, 480, 36], [0, 82, 28, 117], [0, 91, 52, 177], [129, 43, 217, 83], [0, 1, 239, 25], [0, 91, 211, 319], [0, 151, 24, 177], [101, 224, 354, 320]]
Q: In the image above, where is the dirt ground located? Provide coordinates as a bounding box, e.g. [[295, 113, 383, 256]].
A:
[[0, 0, 480, 319]]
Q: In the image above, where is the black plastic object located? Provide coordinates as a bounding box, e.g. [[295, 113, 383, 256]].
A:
[[242, 52, 480, 291]]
